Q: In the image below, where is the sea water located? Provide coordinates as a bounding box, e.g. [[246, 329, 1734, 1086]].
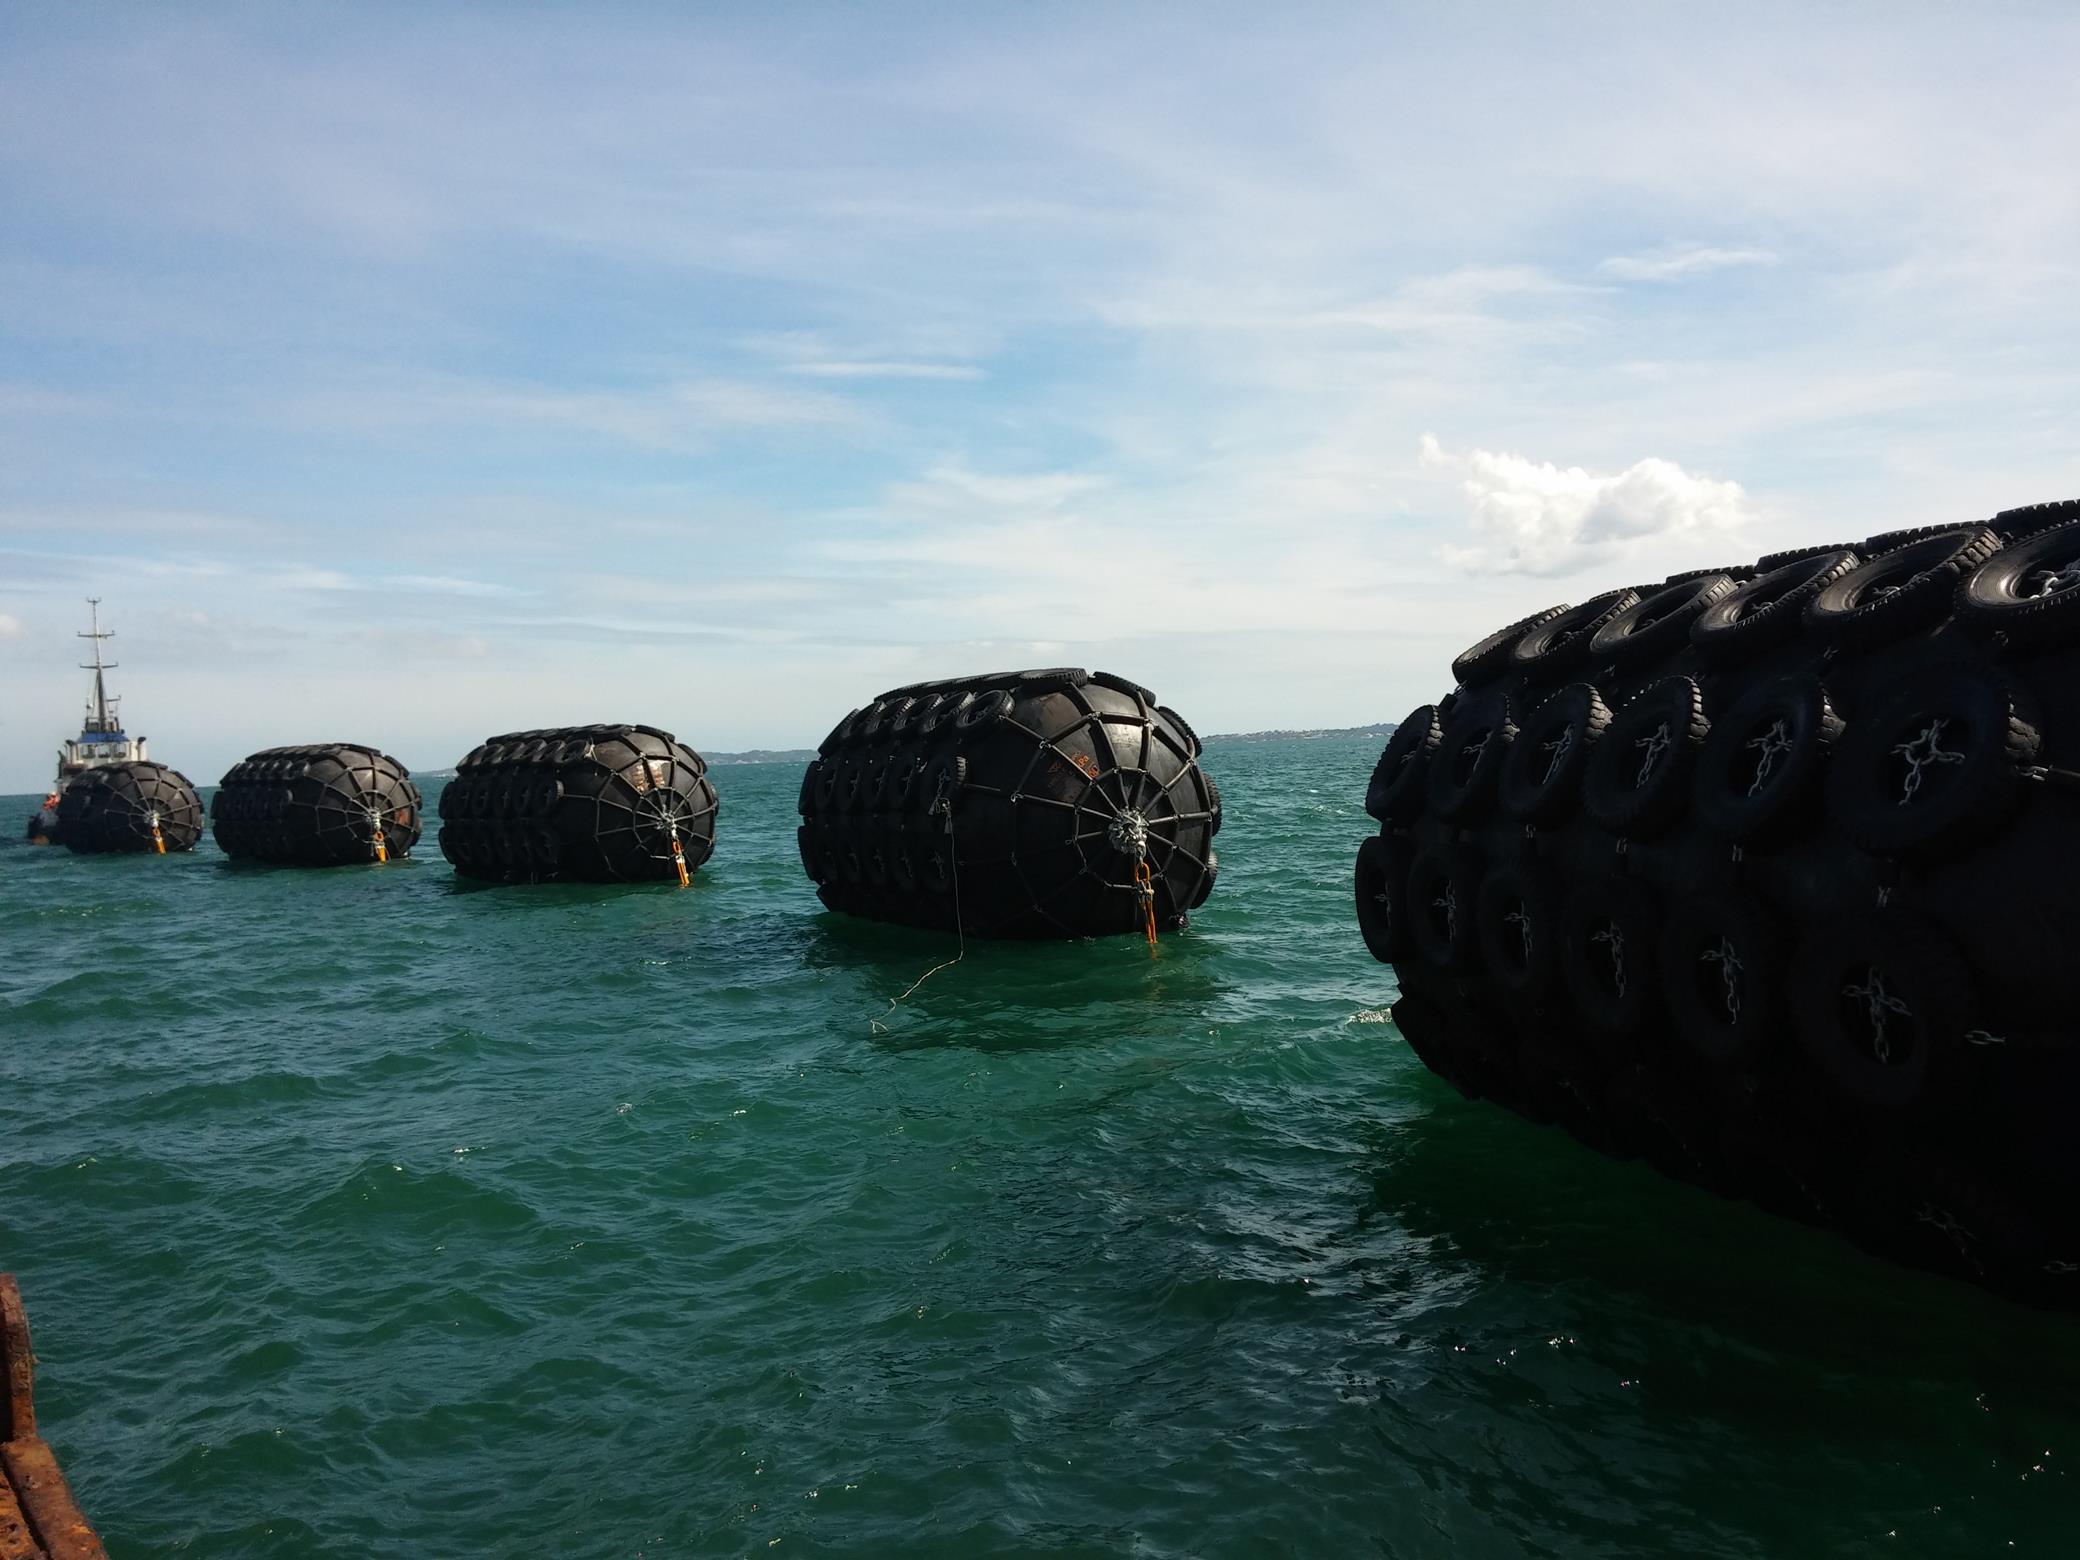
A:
[[3, 736, 2077, 1557]]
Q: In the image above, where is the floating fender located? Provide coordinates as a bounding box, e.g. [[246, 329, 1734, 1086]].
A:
[[55, 761, 204, 854], [212, 743, 424, 866], [1365, 506, 2080, 1308], [797, 669, 1221, 939], [438, 725, 719, 884]]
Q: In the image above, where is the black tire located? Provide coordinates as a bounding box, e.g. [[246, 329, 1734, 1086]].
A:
[[1955, 520, 2080, 646], [1451, 604, 1570, 688], [1586, 575, 1736, 667], [1659, 891, 1786, 1072], [1156, 703, 1204, 758], [1756, 541, 1857, 571], [1860, 523, 1987, 556], [1091, 670, 1155, 703], [1790, 912, 1982, 1119], [956, 688, 1015, 731], [1664, 563, 1756, 586], [1475, 860, 1565, 1000], [1404, 842, 1483, 972], [1988, 499, 2080, 542], [1691, 550, 1860, 663], [1693, 676, 1841, 843], [1424, 705, 1516, 825], [1824, 663, 2039, 859], [1582, 676, 1710, 838], [1804, 526, 2001, 650], [1364, 706, 1443, 825], [1508, 588, 1641, 683], [1354, 834, 1412, 965], [1497, 684, 1609, 825], [1559, 876, 1663, 1037]]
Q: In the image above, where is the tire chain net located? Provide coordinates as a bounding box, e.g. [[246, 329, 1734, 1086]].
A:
[[1357, 516, 2080, 1306]]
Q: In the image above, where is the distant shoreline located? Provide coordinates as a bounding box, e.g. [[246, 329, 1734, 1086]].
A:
[[1203, 724, 1393, 745], [400, 727, 1402, 781]]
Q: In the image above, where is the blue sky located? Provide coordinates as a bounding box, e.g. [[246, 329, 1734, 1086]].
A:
[[4, 2, 2078, 790]]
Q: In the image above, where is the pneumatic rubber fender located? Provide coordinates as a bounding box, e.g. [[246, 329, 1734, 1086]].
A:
[[213, 744, 423, 866], [798, 669, 1220, 940], [56, 761, 204, 854], [1352, 497, 2080, 1307], [440, 724, 719, 884]]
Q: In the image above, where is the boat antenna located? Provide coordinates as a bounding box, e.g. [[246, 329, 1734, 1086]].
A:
[[77, 597, 120, 734]]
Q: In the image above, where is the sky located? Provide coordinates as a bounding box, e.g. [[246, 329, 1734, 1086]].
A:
[[3, 1, 2078, 790]]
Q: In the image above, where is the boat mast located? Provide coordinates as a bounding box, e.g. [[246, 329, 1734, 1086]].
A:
[[77, 598, 120, 735]]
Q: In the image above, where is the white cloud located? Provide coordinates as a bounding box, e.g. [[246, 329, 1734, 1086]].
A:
[[1422, 435, 1755, 576], [0, 613, 23, 639], [1597, 245, 1781, 282]]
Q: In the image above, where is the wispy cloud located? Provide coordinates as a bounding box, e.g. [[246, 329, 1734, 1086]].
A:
[[786, 361, 983, 381], [291, 376, 867, 451], [383, 574, 524, 598], [1597, 245, 1781, 282]]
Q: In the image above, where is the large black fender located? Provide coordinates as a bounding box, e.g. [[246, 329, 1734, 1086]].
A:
[[56, 762, 204, 854], [440, 725, 719, 884], [799, 669, 1219, 940], [213, 744, 423, 866], [1353, 498, 2080, 1306]]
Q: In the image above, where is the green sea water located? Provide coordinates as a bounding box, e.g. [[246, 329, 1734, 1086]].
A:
[[4, 734, 2079, 1558]]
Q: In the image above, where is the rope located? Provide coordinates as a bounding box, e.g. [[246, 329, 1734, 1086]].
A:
[[149, 809, 165, 855], [670, 834, 689, 888], [873, 780, 967, 1032]]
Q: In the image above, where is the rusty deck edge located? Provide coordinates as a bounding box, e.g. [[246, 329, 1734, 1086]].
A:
[[0, 1279, 109, 1560]]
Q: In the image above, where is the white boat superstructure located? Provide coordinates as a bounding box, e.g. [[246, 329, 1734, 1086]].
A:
[[55, 598, 148, 785]]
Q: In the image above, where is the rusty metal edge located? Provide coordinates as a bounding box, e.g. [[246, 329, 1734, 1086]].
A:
[[0, 1278, 33, 1444], [0, 1280, 106, 1560], [0, 1444, 102, 1560], [0, 1473, 45, 1560]]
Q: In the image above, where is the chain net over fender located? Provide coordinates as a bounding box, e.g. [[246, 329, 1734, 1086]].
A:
[[438, 724, 720, 884], [1356, 504, 2080, 1309], [798, 669, 1221, 939]]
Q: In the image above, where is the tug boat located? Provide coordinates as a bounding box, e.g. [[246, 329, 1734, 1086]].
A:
[[25, 600, 149, 844]]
